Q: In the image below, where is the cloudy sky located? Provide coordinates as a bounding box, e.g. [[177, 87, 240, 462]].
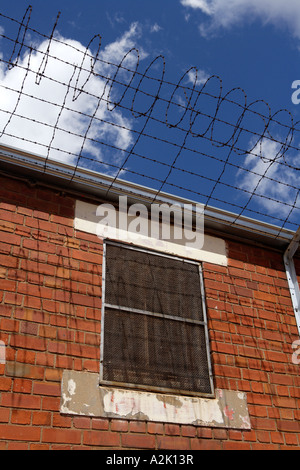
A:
[[0, 0, 300, 230]]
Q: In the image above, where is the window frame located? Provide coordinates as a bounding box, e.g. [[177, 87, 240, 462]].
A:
[[100, 239, 215, 398]]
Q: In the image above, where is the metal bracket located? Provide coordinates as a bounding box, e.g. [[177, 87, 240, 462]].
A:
[[284, 227, 300, 337]]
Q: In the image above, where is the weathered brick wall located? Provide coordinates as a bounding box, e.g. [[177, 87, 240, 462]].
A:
[[0, 173, 299, 450], [203, 242, 300, 449]]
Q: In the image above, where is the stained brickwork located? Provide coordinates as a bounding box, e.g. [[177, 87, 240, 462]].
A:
[[0, 173, 299, 449]]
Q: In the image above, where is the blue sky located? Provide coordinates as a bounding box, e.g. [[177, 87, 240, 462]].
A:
[[0, 0, 300, 231]]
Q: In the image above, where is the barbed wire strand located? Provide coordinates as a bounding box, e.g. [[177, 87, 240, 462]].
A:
[[0, 6, 299, 236]]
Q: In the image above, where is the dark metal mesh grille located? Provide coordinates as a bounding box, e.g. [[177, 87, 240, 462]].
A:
[[103, 309, 211, 394], [105, 244, 203, 321], [103, 243, 212, 395]]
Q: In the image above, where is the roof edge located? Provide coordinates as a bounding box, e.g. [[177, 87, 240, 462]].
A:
[[0, 143, 295, 251]]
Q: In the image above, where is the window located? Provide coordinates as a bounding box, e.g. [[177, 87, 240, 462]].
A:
[[100, 241, 214, 397]]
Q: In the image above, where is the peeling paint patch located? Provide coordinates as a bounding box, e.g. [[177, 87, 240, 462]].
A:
[[60, 370, 251, 429], [224, 406, 235, 421], [68, 379, 76, 396]]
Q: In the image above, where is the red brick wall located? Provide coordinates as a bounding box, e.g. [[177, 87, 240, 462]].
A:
[[0, 173, 299, 450]]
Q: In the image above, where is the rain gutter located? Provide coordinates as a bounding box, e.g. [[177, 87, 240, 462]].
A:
[[284, 227, 300, 338]]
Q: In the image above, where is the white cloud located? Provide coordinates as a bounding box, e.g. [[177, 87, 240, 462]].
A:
[[100, 22, 147, 64], [181, 0, 213, 15], [237, 138, 300, 220], [180, 0, 300, 38], [150, 23, 162, 33], [187, 68, 209, 86], [0, 24, 143, 170]]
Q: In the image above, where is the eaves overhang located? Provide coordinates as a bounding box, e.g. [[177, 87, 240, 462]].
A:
[[0, 143, 296, 254]]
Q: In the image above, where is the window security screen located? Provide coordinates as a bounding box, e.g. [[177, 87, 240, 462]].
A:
[[101, 242, 213, 396]]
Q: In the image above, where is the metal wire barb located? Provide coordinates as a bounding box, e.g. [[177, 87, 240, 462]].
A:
[[0, 5, 299, 234]]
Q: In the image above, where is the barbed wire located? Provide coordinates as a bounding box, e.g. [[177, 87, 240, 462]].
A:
[[0, 5, 299, 235]]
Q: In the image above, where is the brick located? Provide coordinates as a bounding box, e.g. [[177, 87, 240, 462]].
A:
[[242, 370, 269, 383], [33, 382, 61, 397], [270, 432, 284, 445], [1, 319, 19, 334], [251, 418, 277, 431], [285, 434, 299, 446], [0, 425, 40, 442], [122, 433, 156, 449], [157, 436, 190, 450], [30, 444, 50, 450], [43, 428, 81, 445], [10, 335, 47, 352], [57, 329, 75, 342], [1, 393, 41, 409], [280, 408, 293, 420], [197, 427, 213, 439], [38, 325, 57, 340], [51, 214, 73, 226], [31, 209, 51, 221], [0, 231, 21, 246], [213, 428, 228, 440], [0, 305, 13, 317], [12, 378, 32, 394], [32, 412, 51, 426], [23, 296, 42, 309], [83, 431, 120, 447], [264, 350, 288, 363], [41, 396, 60, 411], [269, 374, 294, 386], [0, 408, 10, 423], [20, 322, 39, 335], [191, 439, 222, 450], [165, 424, 180, 436], [14, 308, 49, 324], [47, 341, 66, 355], [73, 417, 91, 429], [0, 254, 18, 268], [0, 280, 17, 292], [0, 241, 12, 255], [181, 425, 197, 437], [16, 350, 36, 365], [254, 291, 278, 304], [11, 410, 31, 425], [91, 418, 109, 431], [223, 441, 251, 450], [256, 430, 271, 443], [277, 420, 300, 432], [20, 259, 56, 276], [0, 209, 23, 225], [214, 365, 241, 378], [23, 238, 57, 254], [66, 343, 99, 360], [55, 355, 73, 369], [0, 377, 12, 391], [52, 414, 72, 428], [129, 421, 147, 433], [43, 300, 61, 314], [228, 430, 243, 441], [44, 369, 62, 382], [273, 397, 297, 409], [230, 285, 253, 298], [147, 422, 164, 435], [71, 248, 102, 265]]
